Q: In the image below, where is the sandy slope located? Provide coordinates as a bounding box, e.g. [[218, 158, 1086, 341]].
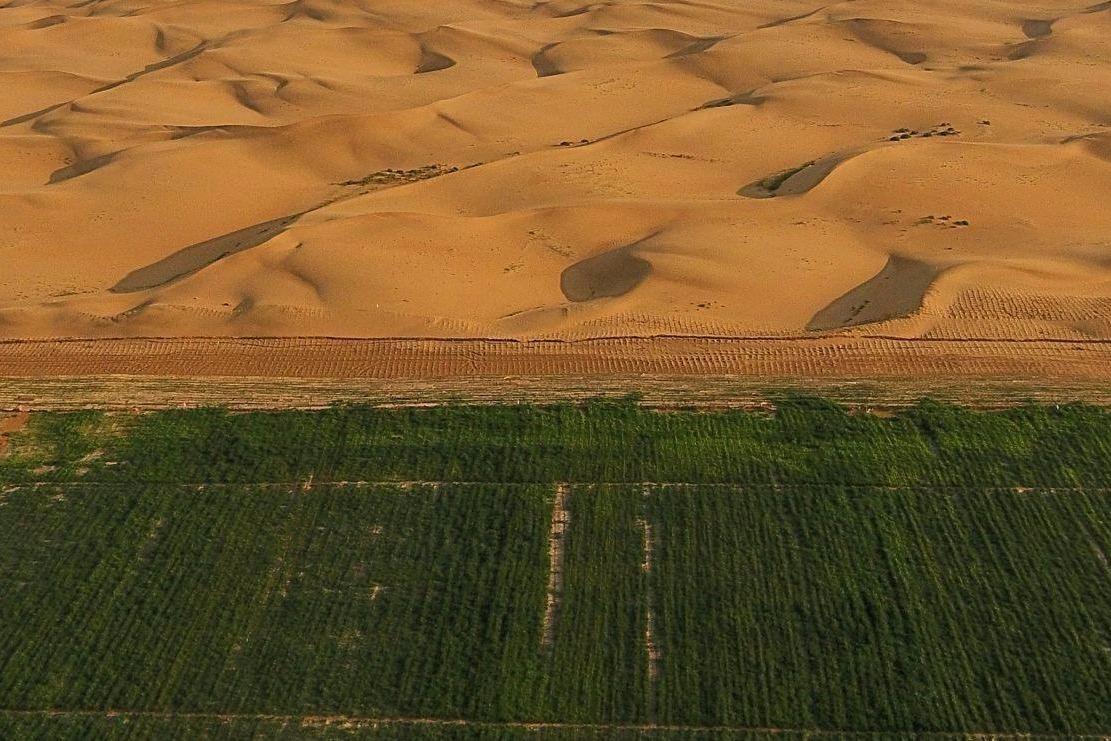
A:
[[0, 0, 1108, 341]]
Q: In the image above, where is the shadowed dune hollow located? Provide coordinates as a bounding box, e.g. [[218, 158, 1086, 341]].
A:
[[561, 241, 653, 302], [0, 0, 1109, 341]]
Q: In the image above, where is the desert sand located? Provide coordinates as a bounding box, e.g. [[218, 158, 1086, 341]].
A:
[[0, 0, 1109, 343]]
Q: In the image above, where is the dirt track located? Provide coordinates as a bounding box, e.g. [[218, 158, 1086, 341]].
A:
[[2, 335, 1109, 378], [0, 707, 1088, 740], [0, 336, 1108, 409]]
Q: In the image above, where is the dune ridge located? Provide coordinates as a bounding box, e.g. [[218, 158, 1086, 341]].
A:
[[0, 0, 1108, 342]]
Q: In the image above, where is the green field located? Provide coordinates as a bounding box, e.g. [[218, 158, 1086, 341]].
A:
[[1, 399, 1109, 739]]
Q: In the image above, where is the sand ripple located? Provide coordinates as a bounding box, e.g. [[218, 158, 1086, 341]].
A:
[[0, 0, 1108, 340]]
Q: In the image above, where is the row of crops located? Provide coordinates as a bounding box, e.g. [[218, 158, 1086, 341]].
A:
[[1, 479, 1107, 733], [2, 397, 1110, 486], [0, 484, 550, 718]]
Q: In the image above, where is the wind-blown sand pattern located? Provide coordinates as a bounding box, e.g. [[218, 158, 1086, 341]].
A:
[[0, 0, 1109, 344]]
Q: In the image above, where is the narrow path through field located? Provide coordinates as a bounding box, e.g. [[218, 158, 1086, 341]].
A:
[[3, 481, 1107, 494], [0, 708, 1098, 738], [639, 511, 661, 692], [541, 483, 569, 648]]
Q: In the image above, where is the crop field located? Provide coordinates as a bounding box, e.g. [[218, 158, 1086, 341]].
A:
[[0, 399, 1109, 739]]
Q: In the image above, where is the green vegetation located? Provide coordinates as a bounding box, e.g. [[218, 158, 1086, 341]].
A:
[[646, 485, 1110, 731], [0, 483, 550, 718], [0, 398, 1108, 738], [2, 397, 1108, 486], [759, 161, 814, 193]]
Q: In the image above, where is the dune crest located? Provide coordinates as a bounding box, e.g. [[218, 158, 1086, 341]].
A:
[[0, 0, 1109, 341]]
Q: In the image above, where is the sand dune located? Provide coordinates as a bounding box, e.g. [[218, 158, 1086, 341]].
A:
[[0, 0, 1109, 341]]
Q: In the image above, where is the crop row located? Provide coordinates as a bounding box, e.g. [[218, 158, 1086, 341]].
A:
[[0, 484, 550, 719], [1, 481, 1107, 733]]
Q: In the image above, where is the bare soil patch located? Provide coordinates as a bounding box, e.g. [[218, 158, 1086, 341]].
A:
[[541, 484, 569, 648], [1, 336, 1109, 410], [0, 409, 30, 457]]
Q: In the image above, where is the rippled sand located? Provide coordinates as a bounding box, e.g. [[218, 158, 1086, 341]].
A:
[[1, 0, 1108, 340]]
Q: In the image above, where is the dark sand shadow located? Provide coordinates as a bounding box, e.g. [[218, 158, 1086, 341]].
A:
[[1022, 19, 1055, 38], [416, 48, 456, 74], [532, 43, 562, 77], [699, 90, 766, 109], [48, 152, 116, 183], [807, 255, 938, 331], [560, 242, 653, 302], [841, 18, 927, 65], [739, 150, 860, 199], [665, 36, 725, 58], [2, 40, 209, 128], [111, 212, 301, 293]]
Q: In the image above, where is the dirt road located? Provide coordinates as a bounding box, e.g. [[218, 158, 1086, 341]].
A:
[[0, 336, 1107, 409]]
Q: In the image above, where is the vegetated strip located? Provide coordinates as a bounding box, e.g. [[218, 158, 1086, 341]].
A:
[[0, 708, 1097, 738], [3, 479, 1106, 730]]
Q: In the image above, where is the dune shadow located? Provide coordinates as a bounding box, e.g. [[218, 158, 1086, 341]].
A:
[[1022, 19, 1055, 38], [894, 50, 927, 64], [1007, 40, 1040, 60], [739, 151, 859, 199], [48, 152, 116, 183], [560, 243, 652, 302], [807, 255, 938, 331], [111, 213, 301, 293], [26, 14, 67, 29], [416, 48, 456, 74], [700, 90, 766, 110], [841, 19, 927, 65], [2, 40, 209, 128], [282, 0, 327, 22], [532, 43, 562, 77], [666, 36, 725, 58], [759, 7, 826, 29]]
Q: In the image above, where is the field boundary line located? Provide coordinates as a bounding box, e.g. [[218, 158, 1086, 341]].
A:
[[0, 708, 1102, 738], [3, 480, 1108, 493]]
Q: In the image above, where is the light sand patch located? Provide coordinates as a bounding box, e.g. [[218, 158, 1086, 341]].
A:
[[541, 483, 569, 648], [638, 512, 660, 684], [0, 409, 30, 457]]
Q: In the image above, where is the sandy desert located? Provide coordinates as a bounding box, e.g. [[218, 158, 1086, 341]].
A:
[[0, 0, 1109, 343]]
